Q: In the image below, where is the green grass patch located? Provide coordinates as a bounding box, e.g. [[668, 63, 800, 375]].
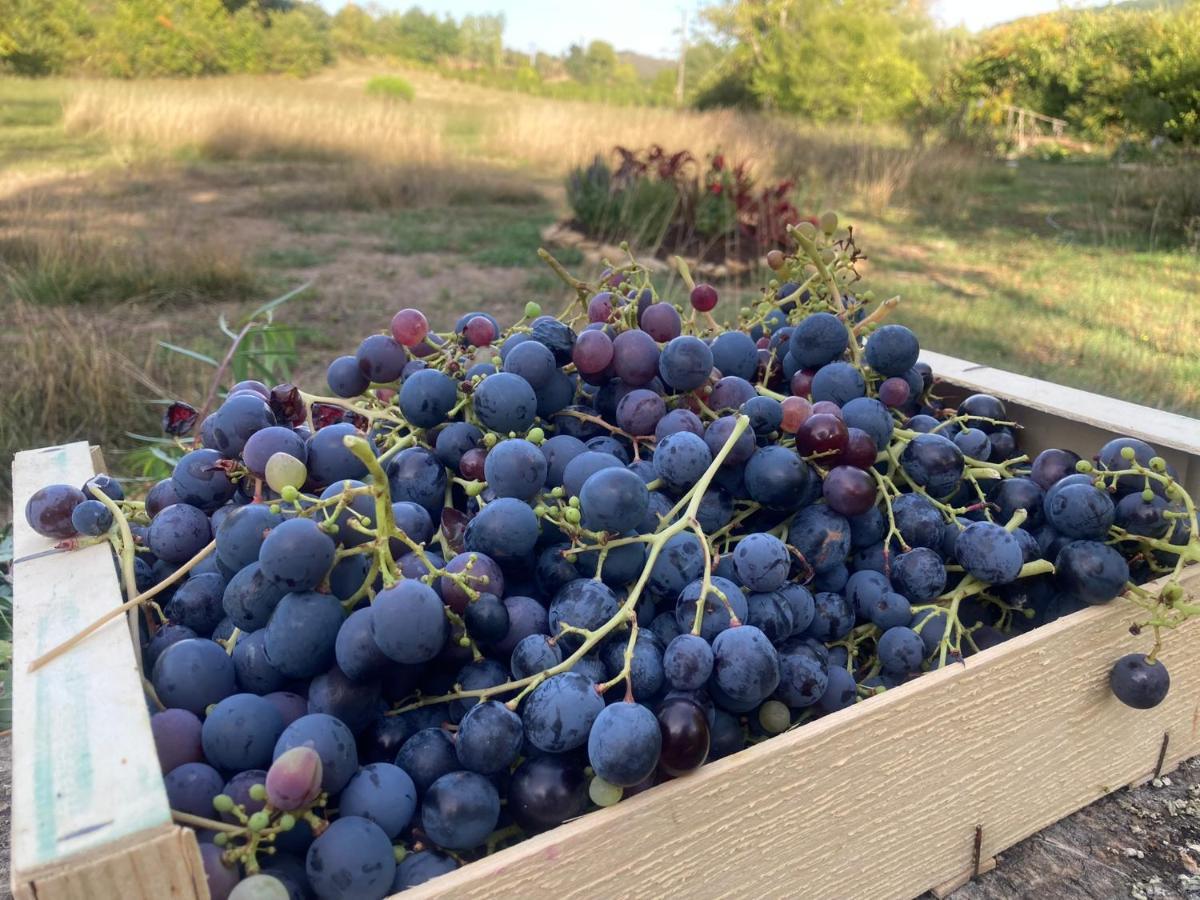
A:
[[254, 246, 335, 269], [377, 204, 580, 268], [365, 75, 415, 103], [0, 79, 107, 172]]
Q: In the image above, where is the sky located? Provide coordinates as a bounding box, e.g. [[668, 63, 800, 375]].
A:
[[333, 0, 1118, 59]]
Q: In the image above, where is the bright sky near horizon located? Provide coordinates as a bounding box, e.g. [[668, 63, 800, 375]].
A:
[[326, 0, 1116, 59]]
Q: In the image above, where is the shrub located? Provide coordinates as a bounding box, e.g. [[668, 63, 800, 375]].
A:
[[366, 76, 415, 103]]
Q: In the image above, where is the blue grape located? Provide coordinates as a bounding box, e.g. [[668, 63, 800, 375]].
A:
[[654, 408, 705, 442], [776, 583, 816, 635], [841, 397, 893, 450], [709, 330, 758, 381], [327, 355, 369, 397], [741, 395, 782, 435], [223, 562, 286, 631], [732, 532, 791, 592], [577, 533, 648, 587], [395, 727, 458, 796], [864, 324, 919, 376], [152, 638, 236, 715], [562, 450, 623, 498], [392, 851, 458, 890], [399, 368, 458, 428], [522, 671, 604, 753], [892, 493, 944, 548], [744, 446, 813, 510], [305, 815, 396, 900], [258, 518, 335, 592], [711, 625, 780, 704], [216, 503, 283, 572], [647, 532, 705, 599], [473, 372, 538, 434], [511, 634, 562, 679], [900, 433, 964, 497], [788, 505, 851, 573], [318, 480, 375, 548], [456, 700, 524, 774], [745, 590, 795, 643], [1054, 540, 1129, 604], [549, 579, 619, 645], [955, 522, 1024, 584], [773, 638, 829, 708], [579, 467, 649, 533], [165, 572, 226, 636], [788, 312, 847, 367], [464, 497, 540, 562], [811, 361, 866, 406], [705, 415, 755, 466], [307, 665, 381, 733], [540, 434, 588, 487], [164, 761, 224, 817], [151, 708, 203, 774], [232, 629, 286, 694], [386, 446, 447, 515], [1045, 482, 1115, 539], [484, 439, 547, 501], [663, 633, 714, 690], [201, 693, 284, 771], [878, 626, 925, 675], [421, 771, 501, 850], [588, 701, 661, 787], [504, 339, 557, 388], [817, 666, 858, 713], [149, 503, 212, 564], [306, 422, 369, 487], [600, 631, 664, 700], [372, 581, 446, 664], [207, 393, 276, 459], [338, 763, 417, 838], [144, 623, 196, 670], [273, 713, 358, 794], [675, 576, 748, 642], [869, 591, 912, 629], [263, 590, 343, 678], [1110, 653, 1170, 709], [653, 432, 712, 495], [70, 499, 112, 536], [805, 591, 855, 641], [891, 547, 946, 602], [954, 427, 991, 459]]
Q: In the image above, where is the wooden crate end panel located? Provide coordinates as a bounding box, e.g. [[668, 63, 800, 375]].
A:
[[11, 825, 206, 900], [11, 442, 173, 878]]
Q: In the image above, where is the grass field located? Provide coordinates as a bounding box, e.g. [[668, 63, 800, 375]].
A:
[[2, 69, 1199, 508]]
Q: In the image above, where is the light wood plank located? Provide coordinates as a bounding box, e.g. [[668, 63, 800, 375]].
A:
[[10, 442, 175, 892], [404, 567, 1200, 900]]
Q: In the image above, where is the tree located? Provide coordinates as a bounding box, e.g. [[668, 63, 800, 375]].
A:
[[1, 0, 93, 75], [700, 0, 936, 122], [459, 13, 503, 68]]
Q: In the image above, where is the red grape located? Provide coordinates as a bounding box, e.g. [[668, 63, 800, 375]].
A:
[[690, 283, 718, 312], [588, 293, 615, 323], [823, 465, 878, 516], [464, 316, 496, 347], [780, 396, 813, 433], [641, 303, 682, 341], [791, 369, 816, 398], [657, 697, 710, 776], [841, 427, 879, 469], [572, 330, 614, 375], [797, 413, 848, 457], [390, 308, 429, 347], [459, 447, 486, 480], [878, 377, 911, 408], [811, 400, 843, 419]]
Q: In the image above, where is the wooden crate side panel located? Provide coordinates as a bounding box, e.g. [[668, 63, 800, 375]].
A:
[[921, 350, 1200, 497], [405, 572, 1200, 900], [12, 826, 206, 900], [10, 442, 173, 886]]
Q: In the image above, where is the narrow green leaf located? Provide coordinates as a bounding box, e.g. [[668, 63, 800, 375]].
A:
[[158, 341, 219, 367], [242, 280, 313, 324]]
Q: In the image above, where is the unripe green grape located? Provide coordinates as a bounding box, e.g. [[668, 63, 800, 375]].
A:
[[265, 453, 307, 494], [525, 301, 542, 319], [1142, 489, 1156, 502], [819, 210, 839, 234], [820, 248, 836, 265], [758, 700, 791, 735], [214, 832, 229, 846], [527, 427, 545, 444], [564, 507, 581, 524], [212, 794, 235, 813], [278, 814, 295, 831], [1150, 456, 1166, 472], [483, 432, 498, 448], [280, 485, 299, 503], [248, 784, 267, 802], [589, 776, 623, 807], [1076, 460, 1094, 473], [795, 221, 817, 240], [1120, 446, 1137, 461], [247, 811, 270, 832]]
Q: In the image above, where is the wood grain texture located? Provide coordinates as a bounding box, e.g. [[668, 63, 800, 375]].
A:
[[10, 442, 176, 894], [12, 825, 206, 900], [404, 567, 1200, 900]]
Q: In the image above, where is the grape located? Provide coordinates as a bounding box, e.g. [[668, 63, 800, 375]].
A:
[[744, 445, 813, 510], [712, 626, 780, 704], [148, 503, 212, 564], [1054, 540, 1129, 604], [386, 446, 447, 514], [1031, 448, 1083, 490], [456, 700, 524, 774], [390, 308, 428, 347], [463, 497, 540, 562], [434, 422, 483, 469], [641, 302, 682, 341], [900, 433, 964, 497], [503, 339, 557, 389], [615, 388, 666, 436], [657, 696, 710, 775], [805, 591, 855, 641], [229, 875, 290, 900], [864, 324, 919, 376], [202, 693, 284, 771], [505, 752, 590, 829], [710, 331, 759, 381], [529, 316, 577, 365], [164, 761, 224, 817], [611, 329, 660, 387], [818, 666, 858, 713], [822, 465, 877, 517], [586, 434, 631, 464], [153, 638, 236, 715], [144, 623, 196, 670], [523, 671, 604, 753], [787, 505, 850, 573], [588, 701, 661, 787], [264, 691, 309, 728], [989, 476, 1045, 529], [878, 626, 926, 675], [151, 708, 203, 774], [1045, 482, 1115, 539], [398, 368, 457, 428], [306, 815, 396, 900], [307, 664, 381, 733], [841, 397, 893, 450], [70, 499, 112, 536], [258, 518, 334, 592], [788, 312, 847, 367], [463, 314, 498, 346], [733, 533, 790, 592], [273, 713, 357, 795], [464, 593, 510, 644], [579, 467, 649, 533], [550, 578, 619, 645], [472, 372, 538, 434], [653, 432, 712, 495], [339, 763, 417, 838], [705, 415, 754, 466], [741, 395, 783, 435], [690, 283, 718, 311], [200, 839, 240, 900], [954, 427, 990, 458], [372, 581, 446, 664], [708, 375, 757, 412], [223, 562, 286, 631], [663, 633, 714, 692], [891, 548, 947, 602], [774, 638, 829, 707], [421, 771, 501, 850], [393, 851, 459, 890], [1110, 653, 1170, 709], [394, 727, 457, 796], [264, 590, 343, 679], [145, 478, 182, 516], [165, 572, 226, 636], [955, 522, 1024, 584], [232, 629, 286, 695], [306, 422, 369, 487], [217, 503, 282, 572], [265, 453, 307, 494], [892, 493, 944, 548], [659, 336, 713, 391], [675, 576, 748, 642], [572, 329, 614, 375], [1115, 492, 1171, 538], [796, 412, 848, 458], [483, 438, 547, 501], [439, 551, 504, 614], [242, 427, 307, 480]]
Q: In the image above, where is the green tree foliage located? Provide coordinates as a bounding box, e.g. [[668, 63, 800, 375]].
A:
[[933, 3, 1200, 143], [698, 0, 939, 122], [0, 0, 94, 76]]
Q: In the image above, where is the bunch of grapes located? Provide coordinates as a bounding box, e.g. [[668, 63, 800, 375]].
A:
[[25, 215, 1199, 899]]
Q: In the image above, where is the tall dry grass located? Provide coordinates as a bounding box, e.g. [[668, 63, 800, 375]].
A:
[[60, 76, 980, 216]]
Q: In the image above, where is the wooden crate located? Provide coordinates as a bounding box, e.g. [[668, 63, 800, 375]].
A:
[[11, 355, 1200, 900]]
